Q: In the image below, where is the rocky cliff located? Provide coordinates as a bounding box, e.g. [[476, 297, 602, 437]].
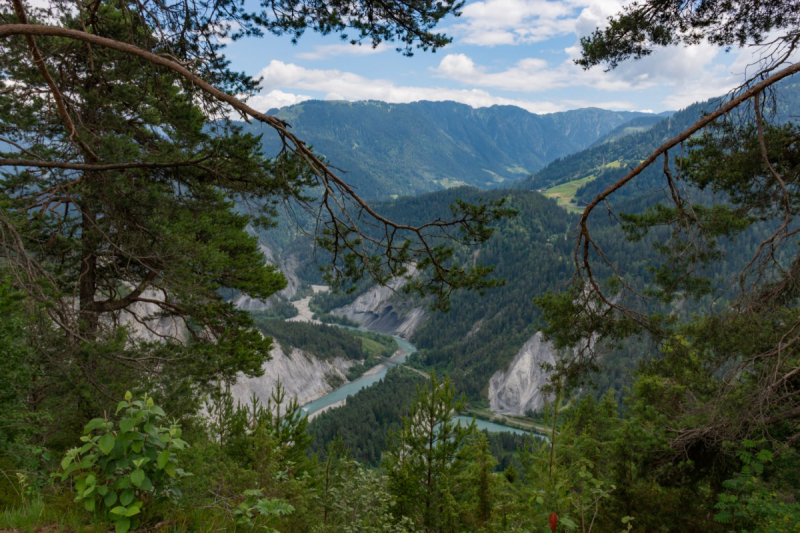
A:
[[333, 277, 425, 339], [488, 332, 556, 415], [231, 342, 357, 407]]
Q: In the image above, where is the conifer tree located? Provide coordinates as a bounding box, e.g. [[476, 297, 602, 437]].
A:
[[384, 371, 475, 531]]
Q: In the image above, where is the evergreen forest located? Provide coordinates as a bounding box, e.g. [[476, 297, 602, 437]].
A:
[[2, 0, 800, 532]]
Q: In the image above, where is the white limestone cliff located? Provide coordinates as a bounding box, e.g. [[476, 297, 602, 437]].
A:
[[488, 332, 557, 415], [231, 342, 357, 408], [333, 275, 425, 339]]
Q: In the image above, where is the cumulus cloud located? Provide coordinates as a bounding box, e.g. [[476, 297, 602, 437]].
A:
[[452, 0, 627, 46], [436, 0, 741, 108], [445, 0, 800, 110], [246, 89, 313, 111], [297, 43, 389, 60], [433, 41, 744, 109], [256, 61, 565, 113]]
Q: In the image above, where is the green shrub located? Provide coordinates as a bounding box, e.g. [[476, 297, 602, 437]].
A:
[[57, 392, 191, 533]]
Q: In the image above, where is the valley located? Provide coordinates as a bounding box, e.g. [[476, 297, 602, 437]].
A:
[[5, 1, 800, 530], [233, 84, 800, 466]]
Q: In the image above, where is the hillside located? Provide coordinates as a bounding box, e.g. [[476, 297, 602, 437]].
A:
[[244, 100, 654, 198], [520, 76, 800, 199]]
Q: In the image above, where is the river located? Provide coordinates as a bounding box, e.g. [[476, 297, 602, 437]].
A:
[[299, 329, 536, 436]]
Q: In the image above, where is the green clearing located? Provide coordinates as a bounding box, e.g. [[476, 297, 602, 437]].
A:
[[542, 160, 622, 212], [360, 335, 396, 358], [542, 174, 596, 212]]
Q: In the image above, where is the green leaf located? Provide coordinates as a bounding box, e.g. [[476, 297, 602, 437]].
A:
[[124, 391, 132, 400], [130, 468, 145, 487], [104, 490, 118, 508], [84, 498, 95, 512], [125, 506, 141, 517], [110, 506, 128, 515], [120, 489, 135, 506], [164, 461, 176, 478], [138, 475, 152, 491], [98, 433, 116, 455], [560, 516, 578, 529], [84, 418, 106, 433], [61, 456, 73, 470], [115, 518, 131, 533], [157, 450, 170, 469], [116, 401, 128, 414], [119, 418, 136, 434]]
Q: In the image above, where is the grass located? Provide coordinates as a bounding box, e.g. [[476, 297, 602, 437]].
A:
[[542, 175, 596, 212], [0, 499, 101, 532], [0, 498, 241, 533], [542, 160, 622, 213], [360, 337, 394, 359]]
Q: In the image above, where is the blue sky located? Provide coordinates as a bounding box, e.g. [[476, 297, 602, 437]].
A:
[[222, 0, 775, 115]]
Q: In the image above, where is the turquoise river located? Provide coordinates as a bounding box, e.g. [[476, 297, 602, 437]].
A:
[[301, 334, 538, 437]]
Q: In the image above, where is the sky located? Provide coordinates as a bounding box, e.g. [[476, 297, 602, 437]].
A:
[[222, 0, 780, 115]]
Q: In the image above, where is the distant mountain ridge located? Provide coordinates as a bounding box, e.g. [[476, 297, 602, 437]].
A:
[[243, 100, 657, 198], [520, 76, 800, 197]]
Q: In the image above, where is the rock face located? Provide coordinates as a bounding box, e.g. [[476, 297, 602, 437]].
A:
[[488, 332, 556, 415], [231, 343, 356, 408], [116, 290, 188, 342], [334, 279, 425, 339]]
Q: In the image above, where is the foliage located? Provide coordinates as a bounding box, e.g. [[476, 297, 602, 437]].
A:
[[384, 370, 476, 531], [234, 489, 295, 532], [206, 382, 313, 475], [309, 367, 424, 465], [313, 311, 360, 327], [316, 439, 415, 533], [252, 319, 368, 361], [575, 0, 800, 70], [714, 442, 800, 533], [248, 298, 300, 321], [57, 392, 190, 533], [0, 275, 48, 485]]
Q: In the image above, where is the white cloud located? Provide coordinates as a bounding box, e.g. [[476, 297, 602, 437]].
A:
[[453, 0, 576, 45], [561, 99, 637, 110], [452, 0, 627, 46], [297, 43, 389, 60], [434, 43, 735, 109], [256, 60, 566, 113], [246, 89, 313, 111], [573, 0, 625, 37]]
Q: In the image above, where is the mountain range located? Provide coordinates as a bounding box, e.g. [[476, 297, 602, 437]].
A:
[[244, 100, 667, 199]]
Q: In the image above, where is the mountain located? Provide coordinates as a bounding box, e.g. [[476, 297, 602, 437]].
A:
[[520, 76, 800, 199], [249, 79, 800, 417], [245, 100, 655, 199], [589, 114, 667, 147]]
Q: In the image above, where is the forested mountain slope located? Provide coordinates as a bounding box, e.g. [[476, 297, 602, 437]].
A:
[[243, 101, 654, 198], [520, 77, 800, 197], [308, 186, 653, 401], [308, 181, 780, 411]]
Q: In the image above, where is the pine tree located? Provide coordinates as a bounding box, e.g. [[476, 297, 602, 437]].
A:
[[384, 370, 475, 531]]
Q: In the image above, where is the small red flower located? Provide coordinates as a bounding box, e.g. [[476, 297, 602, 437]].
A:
[[549, 512, 558, 532]]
